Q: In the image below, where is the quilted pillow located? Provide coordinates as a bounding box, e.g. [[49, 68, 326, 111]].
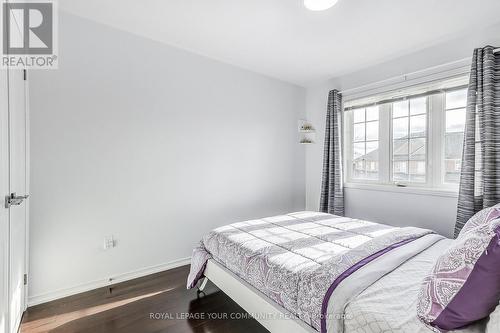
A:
[[417, 208, 500, 331]]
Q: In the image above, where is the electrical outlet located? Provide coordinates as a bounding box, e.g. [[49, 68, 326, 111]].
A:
[[104, 235, 115, 250]]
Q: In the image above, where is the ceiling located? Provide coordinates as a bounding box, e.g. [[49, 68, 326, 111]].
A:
[[60, 0, 500, 86]]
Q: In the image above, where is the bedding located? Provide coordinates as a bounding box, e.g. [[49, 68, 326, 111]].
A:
[[187, 211, 443, 332], [417, 207, 500, 331], [343, 238, 486, 333]]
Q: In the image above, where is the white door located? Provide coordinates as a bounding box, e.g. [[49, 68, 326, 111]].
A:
[[5, 67, 28, 333], [1, 2, 29, 331], [0, 65, 11, 333], [0, 69, 27, 333]]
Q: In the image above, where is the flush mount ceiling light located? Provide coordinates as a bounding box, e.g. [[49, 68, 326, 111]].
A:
[[304, 0, 339, 11]]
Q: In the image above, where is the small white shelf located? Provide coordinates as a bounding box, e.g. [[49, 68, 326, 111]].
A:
[[298, 119, 316, 145]]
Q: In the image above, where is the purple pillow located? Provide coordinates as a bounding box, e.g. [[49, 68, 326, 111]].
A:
[[417, 207, 500, 331]]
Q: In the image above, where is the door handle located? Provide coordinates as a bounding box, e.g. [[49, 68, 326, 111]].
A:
[[5, 192, 29, 208]]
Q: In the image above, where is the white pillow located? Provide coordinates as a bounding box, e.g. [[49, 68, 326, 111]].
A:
[[458, 203, 500, 238], [486, 302, 500, 333]]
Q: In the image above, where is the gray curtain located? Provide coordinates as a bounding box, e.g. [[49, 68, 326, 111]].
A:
[[455, 46, 500, 237], [320, 90, 344, 216]]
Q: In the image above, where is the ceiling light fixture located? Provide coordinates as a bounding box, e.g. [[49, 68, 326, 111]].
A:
[[304, 0, 339, 11]]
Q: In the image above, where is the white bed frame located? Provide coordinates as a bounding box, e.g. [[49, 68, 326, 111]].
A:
[[201, 259, 316, 333]]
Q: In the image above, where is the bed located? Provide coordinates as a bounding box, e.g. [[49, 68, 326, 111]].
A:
[[186, 211, 487, 333]]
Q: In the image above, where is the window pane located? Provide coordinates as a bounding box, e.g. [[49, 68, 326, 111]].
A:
[[353, 108, 365, 123], [352, 160, 366, 179], [352, 140, 379, 181], [446, 89, 467, 109], [410, 115, 426, 138], [444, 160, 462, 183], [366, 121, 379, 141], [393, 161, 408, 181], [366, 141, 379, 159], [444, 133, 464, 160], [443, 132, 464, 184], [352, 142, 366, 179], [444, 107, 465, 184], [366, 106, 379, 121], [410, 97, 426, 115], [442, 90, 467, 184], [393, 139, 408, 160], [365, 141, 379, 180], [350, 105, 379, 181], [353, 123, 365, 142], [393, 101, 408, 118], [393, 117, 408, 139], [410, 138, 426, 160], [446, 109, 466, 133], [409, 161, 426, 183], [353, 142, 365, 159]]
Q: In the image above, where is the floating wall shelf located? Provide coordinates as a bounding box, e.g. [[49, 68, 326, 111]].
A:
[[298, 119, 316, 145]]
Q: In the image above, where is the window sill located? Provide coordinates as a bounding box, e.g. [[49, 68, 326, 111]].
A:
[[343, 182, 459, 198]]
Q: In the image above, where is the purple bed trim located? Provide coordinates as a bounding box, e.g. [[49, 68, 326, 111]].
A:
[[319, 236, 422, 333]]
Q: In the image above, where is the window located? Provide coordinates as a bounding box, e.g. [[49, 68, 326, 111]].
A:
[[444, 90, 467, 183], [392, 98, 427, 183], [344, 83, 468, 190], [351, 106, 379, 180]]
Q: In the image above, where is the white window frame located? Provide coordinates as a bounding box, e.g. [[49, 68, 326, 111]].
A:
[[390, 97, 430, 186], [343, 80, 468, 196]]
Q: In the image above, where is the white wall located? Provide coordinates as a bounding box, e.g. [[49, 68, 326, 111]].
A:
[[305, 23, 500, 238], [28, 13, 306, 303]]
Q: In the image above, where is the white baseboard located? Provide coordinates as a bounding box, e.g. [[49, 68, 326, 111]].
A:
[[28, 257, 191, 307]]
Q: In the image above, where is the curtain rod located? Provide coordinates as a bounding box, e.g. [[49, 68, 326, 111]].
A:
[[343, 84, 469, 111], [338, 57, 471, 96], [338, 49, 497, 99]]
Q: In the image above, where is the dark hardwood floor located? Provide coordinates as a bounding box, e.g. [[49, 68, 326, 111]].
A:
[[21, 265, 268, 333]]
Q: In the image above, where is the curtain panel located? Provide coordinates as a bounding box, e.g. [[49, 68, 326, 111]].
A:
[[455, 46, 500, 237], [320, 89, 344, 216]]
